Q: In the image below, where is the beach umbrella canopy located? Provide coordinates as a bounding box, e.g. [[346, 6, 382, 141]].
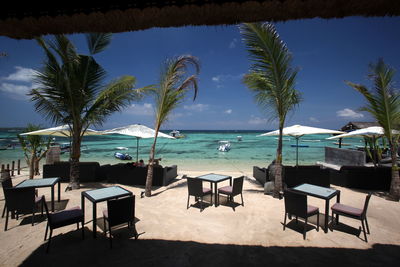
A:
[[20, 124, 103, 137], [326, 126, 400, 139], [101, 124, 174, 162], [258, 124, 344, 165]]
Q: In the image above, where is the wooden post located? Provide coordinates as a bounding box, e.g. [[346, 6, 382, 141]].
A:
[[17, 160, 20, 175], [1, 164, 4, 172], [6, 164, 9, 171], [11, 161, 15, 176]]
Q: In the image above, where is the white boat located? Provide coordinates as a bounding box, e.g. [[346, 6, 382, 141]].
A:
[[237, 136, 242, 141], [169, 130, 185, 138], [115, 146, 129, 150], [218, 141, 231, 152]]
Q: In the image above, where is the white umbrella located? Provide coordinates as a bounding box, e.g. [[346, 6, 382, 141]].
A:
[[20, 124, 103, 137], [101, 124, 174, 162], [326, 126, 399, 139], [258, 124, 344, 165]]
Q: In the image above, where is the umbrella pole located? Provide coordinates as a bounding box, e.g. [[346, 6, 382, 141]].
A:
[[136, 138, 139, 163], [296, 137, 299, 166]]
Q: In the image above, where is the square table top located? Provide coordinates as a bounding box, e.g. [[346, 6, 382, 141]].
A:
[[82, 186, 132, 202], [293, 183, 338, 199], [196, 173, 231, 183], [15, 177, 60, 188]]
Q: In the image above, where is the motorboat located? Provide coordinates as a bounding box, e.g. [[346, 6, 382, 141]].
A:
[[114, 152, 132, 160], [115, 146, 129, 150], [218, 141, 231, 152], [169, 130, 185, 138], [237, 136, 242, 141]]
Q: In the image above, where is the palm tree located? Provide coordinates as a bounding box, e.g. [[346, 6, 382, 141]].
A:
[[17, 124, 51, 179], [29, 33, 146, 190], [144, 55, 200, 197], [347, 59, 400, 201], [240, 22, 301, 198]]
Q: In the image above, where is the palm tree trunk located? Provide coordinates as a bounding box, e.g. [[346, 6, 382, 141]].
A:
[[34, 158, 40, 176], [68, 132, 81, 190], [389, 141, 400, 201], [145, 125, 160, 197], [29, 152, 35, 179], [273, 126, 284, 198]]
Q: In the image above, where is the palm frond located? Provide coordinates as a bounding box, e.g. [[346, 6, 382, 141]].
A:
[[86, 33, 112, 55]]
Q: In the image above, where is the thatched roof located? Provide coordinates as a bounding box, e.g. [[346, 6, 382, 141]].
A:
[[1, 0, 400, 39], [341, 121, 380, 132]]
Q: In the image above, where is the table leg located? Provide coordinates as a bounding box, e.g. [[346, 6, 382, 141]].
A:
[[92, 203, 97, 238], [214, 182, 218, 207], [58, 181, 61, 202], [324, 199, 330, 233], [81, 194, 85, 223], [336, 191, 341, 223], [51, 186, 55, 212]]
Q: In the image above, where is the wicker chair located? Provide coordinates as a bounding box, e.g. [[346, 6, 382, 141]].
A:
[[331, 193, 372, 242], [103, 195, 138, 248], [217, 176, 244, 210], [283, 189, 320, 240], [186, 177, 212, 211], [43, 196, 84, 252], [3, 187, 44, 231]]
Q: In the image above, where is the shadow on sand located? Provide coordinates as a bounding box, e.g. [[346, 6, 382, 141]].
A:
[[20, 228, 399, 267]]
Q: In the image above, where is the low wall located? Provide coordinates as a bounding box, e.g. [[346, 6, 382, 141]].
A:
[[325, 147, 365, 166]]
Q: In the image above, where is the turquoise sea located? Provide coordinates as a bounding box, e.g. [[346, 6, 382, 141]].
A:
[[0, 128, 364, 172]]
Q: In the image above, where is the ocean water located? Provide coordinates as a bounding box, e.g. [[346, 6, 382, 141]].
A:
[[0, 128, 364, 172]]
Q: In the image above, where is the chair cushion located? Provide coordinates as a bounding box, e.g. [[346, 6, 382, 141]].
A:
[[203, 188, 212, 194], [332, 203, 363, 217], [49, 206, 83, 228], [218, 186, 233, 194], [35, 195, 44, 204], [307, 205, 319, 214]]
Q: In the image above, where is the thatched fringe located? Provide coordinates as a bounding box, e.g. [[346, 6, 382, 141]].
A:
[[1, 0, 399, 39]]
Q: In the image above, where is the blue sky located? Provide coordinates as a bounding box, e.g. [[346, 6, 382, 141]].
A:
[[0, 16, 399, 130]]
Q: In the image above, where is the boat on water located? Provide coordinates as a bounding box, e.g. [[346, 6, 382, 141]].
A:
[[115, 146, 129, 150], [291, 144, 309, 148], [169, 130, 185, 138], [237, 136, 242, 141], [218, 141, 231, 152], [114, 152, 132, 160]]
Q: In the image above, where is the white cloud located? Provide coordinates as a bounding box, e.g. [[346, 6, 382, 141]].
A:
[[229, 38, 238, 49], [0, 66, 38, 100], [124, 103, 154, 116], [211, 73, 244, 88], [309, 117, 319, 122], [248, 116, 267, 125], [183, 103, 209, 112], [224, 109, 232, 114], [2, 66, 36, 82], [336, 108, 364, 119], [0, 83, 32, 100]]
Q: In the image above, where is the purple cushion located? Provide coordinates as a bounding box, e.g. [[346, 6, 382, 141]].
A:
[[49, 206, 83, 227], [35, 195, 44, 204], [332, 203, 363, 217], [307, 205, 319, 214], [218, 186, 233, 194], [203, 188, 212, 194]]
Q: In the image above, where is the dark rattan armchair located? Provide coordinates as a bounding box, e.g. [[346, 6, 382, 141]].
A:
[[283, 189, 320, 240], [3, 187, 44, 231], [217, 176, 244, 210], [186, 177, 212, 211], [43, 196, 84, 253], [103, 195, 138, 248], [331, 193, 372, 242]]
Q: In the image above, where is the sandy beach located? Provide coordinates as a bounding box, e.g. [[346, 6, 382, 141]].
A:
[[0, 169, 400, 266]]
